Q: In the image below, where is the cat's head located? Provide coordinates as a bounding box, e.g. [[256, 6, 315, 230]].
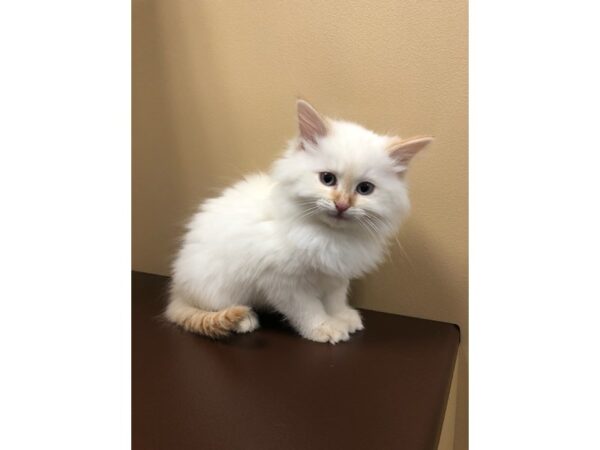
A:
[[272, 99, 432, 236]]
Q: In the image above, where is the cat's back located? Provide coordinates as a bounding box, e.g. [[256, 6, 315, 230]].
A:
[[185, 172, 275, 240]]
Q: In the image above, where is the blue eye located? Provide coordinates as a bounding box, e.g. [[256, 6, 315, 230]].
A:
[[356, 181, 375, 195], [319, 172, 337, 186]]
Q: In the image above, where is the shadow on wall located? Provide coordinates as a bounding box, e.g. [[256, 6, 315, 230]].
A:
[[133, 0, 239, 272], [352, 218, 465, 329]]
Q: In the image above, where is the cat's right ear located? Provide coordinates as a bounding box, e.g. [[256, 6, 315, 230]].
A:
[[297, 99, 328, 148]]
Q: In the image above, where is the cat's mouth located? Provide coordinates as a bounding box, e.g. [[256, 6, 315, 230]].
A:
[[326, 210, 350, 222]]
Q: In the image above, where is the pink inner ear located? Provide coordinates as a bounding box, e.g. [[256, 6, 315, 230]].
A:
[[297, 100, 328, 145], [388, 136, 433, 168]]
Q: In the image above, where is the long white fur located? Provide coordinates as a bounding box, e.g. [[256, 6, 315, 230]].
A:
[[169, 101, 429, 343]]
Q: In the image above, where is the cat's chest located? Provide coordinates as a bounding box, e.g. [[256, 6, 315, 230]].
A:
[[284, 224, 385, 278]]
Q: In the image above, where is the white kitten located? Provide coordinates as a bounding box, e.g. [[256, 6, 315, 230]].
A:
[[166, 99, 432, 343]]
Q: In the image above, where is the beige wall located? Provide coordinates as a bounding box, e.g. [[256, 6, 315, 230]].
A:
[[133, 0, 468, 448]]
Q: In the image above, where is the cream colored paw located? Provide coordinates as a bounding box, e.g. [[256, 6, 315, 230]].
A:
[[305, 318, 350, 344], [234, 311, 259, 333], [336, 308, 364, 333]]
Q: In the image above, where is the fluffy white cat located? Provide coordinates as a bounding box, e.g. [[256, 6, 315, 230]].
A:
[[166, 99, 432, 344]]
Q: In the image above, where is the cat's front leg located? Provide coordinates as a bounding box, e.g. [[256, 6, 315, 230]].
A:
[[272, 290, 350, 344], [322, 278, 364, 334]]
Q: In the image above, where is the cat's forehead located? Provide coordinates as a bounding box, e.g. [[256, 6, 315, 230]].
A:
[[315, 120, 392, 175], [328, 120, 385, 146]]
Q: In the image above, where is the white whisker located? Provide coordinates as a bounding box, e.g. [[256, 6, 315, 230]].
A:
[[294, 205, 320, 221]]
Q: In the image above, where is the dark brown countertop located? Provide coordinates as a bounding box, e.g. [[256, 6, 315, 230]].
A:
[[132, 271, 459, 450]]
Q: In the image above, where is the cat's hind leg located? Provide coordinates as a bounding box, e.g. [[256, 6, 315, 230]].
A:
[[233, 309, 259, 333]]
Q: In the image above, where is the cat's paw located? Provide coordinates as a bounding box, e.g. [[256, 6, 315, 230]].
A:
[[335, 308, 364, 334], [305, 318, 350, 344], [234, 310, 259, 333]]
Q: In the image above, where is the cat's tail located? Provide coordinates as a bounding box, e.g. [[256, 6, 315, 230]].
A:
[[165, 299, 254, 338]]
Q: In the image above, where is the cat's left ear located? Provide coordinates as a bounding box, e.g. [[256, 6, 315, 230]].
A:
[[387, 136, 433, 172]]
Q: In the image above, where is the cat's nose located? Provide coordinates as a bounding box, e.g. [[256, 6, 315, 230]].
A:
[[334, 201, 350, 213]]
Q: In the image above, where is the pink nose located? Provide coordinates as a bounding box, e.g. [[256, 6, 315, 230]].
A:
[[335, 201, 350, 213]]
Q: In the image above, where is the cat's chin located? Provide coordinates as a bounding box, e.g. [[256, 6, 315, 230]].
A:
[[319, 211, 354, 229]]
